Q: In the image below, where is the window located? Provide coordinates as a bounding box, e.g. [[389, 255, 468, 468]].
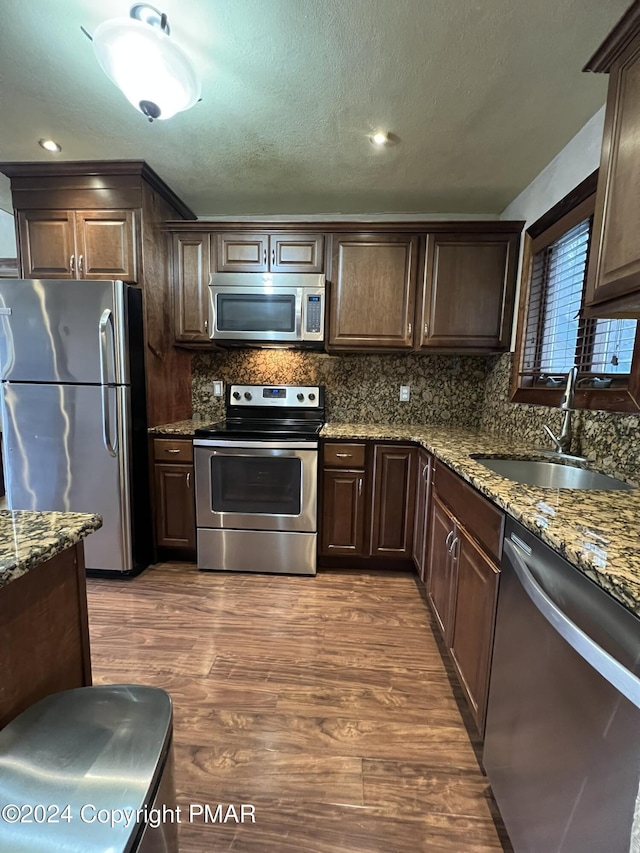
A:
[[512, 174, 640, 412]]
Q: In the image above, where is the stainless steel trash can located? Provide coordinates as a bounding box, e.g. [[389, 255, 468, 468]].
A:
[[0, 684, 178, 852]]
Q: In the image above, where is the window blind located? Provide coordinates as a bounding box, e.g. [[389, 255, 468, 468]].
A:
[[521, 217, 637, 383]]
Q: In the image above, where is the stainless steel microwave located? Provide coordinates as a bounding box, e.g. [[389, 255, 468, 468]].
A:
[[208, 273, 325, 346]]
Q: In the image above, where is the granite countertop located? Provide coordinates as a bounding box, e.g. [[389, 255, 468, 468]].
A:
[[323, 422, 640, 617], [147, 417, 640, 616], [149, 418, 218, 436], [0, 511, 103, 590]]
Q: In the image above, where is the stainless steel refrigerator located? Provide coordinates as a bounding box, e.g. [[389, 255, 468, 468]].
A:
[[0, 279, 151, 574]]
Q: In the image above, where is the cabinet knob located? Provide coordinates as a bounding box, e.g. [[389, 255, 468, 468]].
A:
[[204, 319, 208, 331], [424, 323, 429, 337], [408, 322, 412, 338]]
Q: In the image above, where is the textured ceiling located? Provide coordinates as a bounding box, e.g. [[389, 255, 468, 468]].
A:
[[0, 0, 630, 216]]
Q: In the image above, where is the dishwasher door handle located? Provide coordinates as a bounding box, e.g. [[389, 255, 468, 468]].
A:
[[505, 537, 640, 710]]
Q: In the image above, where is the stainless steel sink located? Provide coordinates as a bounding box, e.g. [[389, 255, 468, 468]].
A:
[[471, 456, 635, 491]]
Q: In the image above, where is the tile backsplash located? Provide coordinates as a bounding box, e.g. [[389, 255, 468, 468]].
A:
[[192, 350, 493, 427], [481, 353, 640, 485]]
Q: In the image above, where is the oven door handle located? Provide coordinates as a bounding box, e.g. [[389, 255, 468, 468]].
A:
[[194, 439, 317, 451], [206, 449, 311, 458]]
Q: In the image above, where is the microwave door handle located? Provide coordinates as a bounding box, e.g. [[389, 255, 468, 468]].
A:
[[208, 288, 216, 338], [296, 289, 303, 339]]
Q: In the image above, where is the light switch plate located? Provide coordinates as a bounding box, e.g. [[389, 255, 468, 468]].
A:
[[212, 380, 224, 397], [399, 384, 410, 402]]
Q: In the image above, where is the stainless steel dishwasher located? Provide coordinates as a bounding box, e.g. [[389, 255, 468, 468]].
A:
[[483, 517, 640, 853]]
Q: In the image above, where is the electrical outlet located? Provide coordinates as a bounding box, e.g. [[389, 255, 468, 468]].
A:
[[399, 384, 410, 402], [212, 380, 224, 398]]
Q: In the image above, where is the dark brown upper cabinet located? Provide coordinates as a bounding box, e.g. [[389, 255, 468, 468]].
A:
[[18, 209, 137, 281], [172, 232, 211, 343], [416, 232, 519, 351], [329, 233, 418, 350], [584, 6, 640, 316], [214, 232, 324, 273]]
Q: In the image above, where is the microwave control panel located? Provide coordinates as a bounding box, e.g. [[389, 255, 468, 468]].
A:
[[306, 295, 323, 333]]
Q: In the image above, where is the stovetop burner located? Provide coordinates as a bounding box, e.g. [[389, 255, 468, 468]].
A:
[[195, 384, 325, 441]]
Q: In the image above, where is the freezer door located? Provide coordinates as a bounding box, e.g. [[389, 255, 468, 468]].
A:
[[0, 279, 129, 384], [1, 381, 133, 572]]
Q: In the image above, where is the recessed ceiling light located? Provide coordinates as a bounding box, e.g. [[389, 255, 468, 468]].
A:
[[38, 139, 62, 153], [370, 131, 389, 146], [369, 131, 400, 148]]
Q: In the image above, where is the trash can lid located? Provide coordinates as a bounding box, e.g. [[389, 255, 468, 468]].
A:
[[0, 684, 173, 853]]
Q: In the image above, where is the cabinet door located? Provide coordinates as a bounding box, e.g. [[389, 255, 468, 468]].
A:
[[449, 528, 499, 734], [215, 233, 269, 272], [412, 449, 432, 582], [320, 469, 367, 556], [154, 463, 196, 549], [75, 210, 137, 280], [426, 494, 457, 642], [329, 234, 418, 349], [586, 42, 640, 311], [270, 234, 325, 272], [173, 233, 211, 342], [370, 445, 416, 559], [17, 210, 76, 278], [418, 232, 518, 350]]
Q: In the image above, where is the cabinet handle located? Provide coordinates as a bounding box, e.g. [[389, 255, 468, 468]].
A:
[[78, 254, 83, 275], [204, 319, 208, 331], [445, 530, 454, 551], [424, 323, 429, 337], [186, 472, 191, 487], [165, 448, 180, 454], [70, 254, 75, 274], [271, 248, 276, 266], [408, 322, 412, 338], [335, 452, 352, 458], [358, 477, 363, 496], [263, 248, 268, 265], [451, 536, 460, 561], [422, 462, 429, 481]]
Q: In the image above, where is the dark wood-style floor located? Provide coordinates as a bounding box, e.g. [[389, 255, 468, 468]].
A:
[[87, 565, 510, 853]]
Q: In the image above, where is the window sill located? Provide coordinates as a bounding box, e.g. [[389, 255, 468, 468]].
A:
[[511, 386, 640, 413]]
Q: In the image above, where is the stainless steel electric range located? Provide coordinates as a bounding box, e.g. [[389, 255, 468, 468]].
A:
[[193, 384, 325, 576]]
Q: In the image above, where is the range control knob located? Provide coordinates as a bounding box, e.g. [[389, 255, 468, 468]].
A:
[[297, 393, 304, 401], [244, 392, 252, 401], [308, 393, 316, 401], [232, 391, 241, 400]]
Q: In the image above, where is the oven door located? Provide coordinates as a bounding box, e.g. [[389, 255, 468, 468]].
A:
[[194, 440, 318, 532], [209, 285, 302, 343]]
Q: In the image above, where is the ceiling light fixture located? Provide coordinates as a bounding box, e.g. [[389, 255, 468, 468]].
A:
[[369, 130, 400, 148], [88, 3, 201, 122], [38, 139, 62, 152], [370, 131, 389, 146]]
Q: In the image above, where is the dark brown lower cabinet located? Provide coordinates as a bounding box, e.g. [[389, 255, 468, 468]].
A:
[[449, 528, 499, 733], [321, 469, 366, 556], [320, 441, 415, 566], [370, 445, 416, 558], [426, 494, 458, 641], [425, 462, 504, 735], [154, 463, 195, 550], [412, 448, 433, 582]]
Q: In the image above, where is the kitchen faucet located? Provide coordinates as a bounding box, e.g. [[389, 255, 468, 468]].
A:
[[543, 366, 578, 455]]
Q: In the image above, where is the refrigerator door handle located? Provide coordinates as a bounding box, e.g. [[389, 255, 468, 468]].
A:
[[99, 309, 117, 457]]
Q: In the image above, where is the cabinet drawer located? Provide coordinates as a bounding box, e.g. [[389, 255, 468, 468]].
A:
[[153, 438, 193, 463], [434, 461, 504, 561], [323, 442, 366, 468]]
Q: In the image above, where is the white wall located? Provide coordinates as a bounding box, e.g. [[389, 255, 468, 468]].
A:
[[500, 105, 606, 347]]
